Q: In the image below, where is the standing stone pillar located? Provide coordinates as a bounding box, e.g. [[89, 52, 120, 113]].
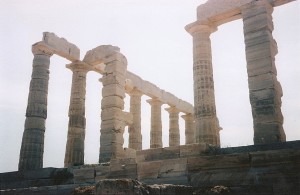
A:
[[99, 52, 128, 163], [128, 89, 143, 151], [165, 107, 180, 147], [182, 114, 195, 144], [19, 44, 53, 171], [64, 61, 90, 167], [242, 0, 286, 144], [147, 98, 163, 148], [186, 23, 220, 146]]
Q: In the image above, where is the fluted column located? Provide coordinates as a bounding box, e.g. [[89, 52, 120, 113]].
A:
[[182, 114, 195, 144], [147, 98, 163, 148], [165, 107, 180, 147], [242, 0, 285, 144], [19, 44, 53, 171], [99, 52, 128, 163], [64, 61, 90, 167], [128, 89, 143, 151], [186, 22, 220, 146]]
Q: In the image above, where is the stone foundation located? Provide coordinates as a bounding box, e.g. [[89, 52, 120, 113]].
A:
[[1, 141, 300, 194]]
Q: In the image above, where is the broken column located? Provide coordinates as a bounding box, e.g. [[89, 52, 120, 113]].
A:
[[99, 48, 128, 162], [128, 89, 143, 151], [182, 114, 195, 144], [165, 107, 180, 147], [147, 98, 163, 148], [19, 44, 53, 171], [242, 0, 286, 144], [64, 61, 90, 167], [186, 22, 220, 146]]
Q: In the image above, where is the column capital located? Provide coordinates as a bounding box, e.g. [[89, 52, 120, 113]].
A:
[[127, 88, 143, 97], [66, 60, 92, 73], [165, 106, 180, 114], [181, 113, 193, 121], [146, 98, 163, 106], [185, 21, 217, 36], [32, 42, 54, 56]]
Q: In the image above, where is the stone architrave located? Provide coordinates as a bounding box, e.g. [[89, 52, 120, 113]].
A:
[[18, 44, 53, 171], [241, 0, 286, 144], [98, 48, 128, 163], [128, 89, 143, 151], [64, 61, 90, 167], [147, 98, 163, 148], [186, 23, 220, 146], [182, 114, 195, 144], [165, 107, 180, 147]]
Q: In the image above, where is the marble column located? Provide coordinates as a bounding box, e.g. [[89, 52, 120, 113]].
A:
[[186, 23, 220, 146], [64, 61, 89, 167], [147, 98, 163, 148], [99, 52, 127, 163], [242, 0, 286, 144], [19, 44, 53, 171], [182, 114, 195, 144], [165, 107, 180, 147], [128, 89, 143, 151]]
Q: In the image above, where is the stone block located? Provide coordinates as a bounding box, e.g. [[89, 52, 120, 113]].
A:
[[253, 122, 285, 144], [95, 179, 148, 195], [161, 146, 180, 159], [101, 107, 126, 121], [101, 96, 124, 109], [161, 91, 179, 107], [105, 62, 127, 75], [101, 119, 125, 132], [247, 57, 277, 77], [95, 165, 110, 178], [190, 168, 252, 188], [253, 110, 283, 124], [100, 134, 124, 148], [103, 52, 127, 65], [180, 143, 208, 157], [137, 161, 162, 179], [248, 73, 277, 91], [244, 29, 272, 42], [102, 84, 125, 98], [27, 90, 47, 104], [245, 42, 277, 61], [43, 32, 80, 61], [249, 86, 282, 102], [74, 168, 95, 184], [158, 158, 187, 179], [32, 54, 51, 67], [250, 149, 300, 166], [187, 153, 250, 172], [136, 148, 163, 162], [123, 148, 136, 159], [243, 15, 273, 34], [142, 81, 162, 98], [24, 117, 45, 130], [108, 164, 137, 179], [29, 78, 48, 92], [100, 74, 126, 86], [83, 45, 120, 65]]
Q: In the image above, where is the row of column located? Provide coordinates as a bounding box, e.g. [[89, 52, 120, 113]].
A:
[[19, 48, 195, 170], [186, 0, 285, 146]]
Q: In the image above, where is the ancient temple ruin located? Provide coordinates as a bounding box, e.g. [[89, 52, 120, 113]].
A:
[[18, 33, 195, 170], [19, 0, 295, 171], [1, 0, 299, 194]]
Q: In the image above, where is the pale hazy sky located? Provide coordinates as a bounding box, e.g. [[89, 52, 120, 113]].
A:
[[0, 0, 299, 173]]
